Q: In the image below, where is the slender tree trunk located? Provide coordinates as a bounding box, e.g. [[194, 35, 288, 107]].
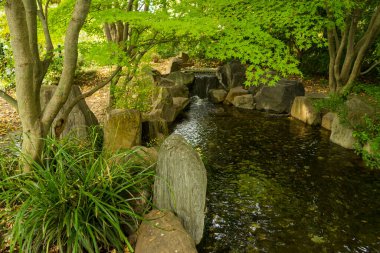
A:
[[326, 4, 380, 94], [5, 0, 91, 170], [327, 29, 337, 93]]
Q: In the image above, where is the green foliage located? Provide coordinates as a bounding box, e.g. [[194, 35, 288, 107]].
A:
[[353, 116, 380, 169], [313, 94, 346, 116], [0, 14, 14, 89], [352, 83, 380, 105], [314, 89, 380, 169], [0, 135, 154, 253], [299, 48, 330, 76], [0, 39, 14, 89], [43, 46, 64, 85], [114, 71, 156, 112]]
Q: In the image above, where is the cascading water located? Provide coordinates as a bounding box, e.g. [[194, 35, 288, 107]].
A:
[[190, 74, 222, 99]]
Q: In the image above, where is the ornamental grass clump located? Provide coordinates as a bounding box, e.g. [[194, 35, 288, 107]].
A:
[[0, 136, 154, 253]]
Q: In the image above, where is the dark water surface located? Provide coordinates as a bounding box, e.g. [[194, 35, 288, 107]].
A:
[[172, 97, 380, 253]]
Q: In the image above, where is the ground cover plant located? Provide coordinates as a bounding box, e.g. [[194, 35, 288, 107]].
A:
[[0, 134, 155, 253], [314, 83, 380, 169]]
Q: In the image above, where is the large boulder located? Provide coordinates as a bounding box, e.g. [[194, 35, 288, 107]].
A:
[[154, 134, 207, 244], [330, 116, 356, 149], [322, 112, 336, 131], [254, 79, 305, 113], [232, 94, 255, 110], [158, 78, 176, 87], [135, 210, 197, 253], [103, 109, 142, 152], [208, 89, 228, 103], [130, 146, 158, 167], [216, 61, 246, 89], [166, 71, 195, 87], [178, 52, 190, 63], [191, 75, 221, 99], [40, 85, 99, 139], [148, 88, 177, 122], [345, 95, 377, 127], [141, 120, 169, 145], [173, 97, 190, 117], [166, 57, 183, 73], [290, 96, 321, 125], [224, 86, 249, 105], [166, 84, 189, 98]]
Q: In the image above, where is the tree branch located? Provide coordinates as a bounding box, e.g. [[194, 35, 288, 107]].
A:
[[333, 26, 340, 50], [22, 0, 41, 74], [341, 14, 358, 83], [334, 24, 349, 89], [354, 5, 380, 54], [342, 5, 380, 94], [327, 29, 337, 92], [58, 66, 122, 128], [0, 90, 18, 111], [41, 0, 91, 132], [37, 0, 54, 80], [360, 61, 380, 75], [104, 23, 113, 41]]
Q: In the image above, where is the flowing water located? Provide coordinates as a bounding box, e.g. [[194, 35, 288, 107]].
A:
[[190, 74, 221, 99], [172, 97, 380, 253]]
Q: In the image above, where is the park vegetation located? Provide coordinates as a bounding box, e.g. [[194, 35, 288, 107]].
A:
[[0, 0, 379, 251]]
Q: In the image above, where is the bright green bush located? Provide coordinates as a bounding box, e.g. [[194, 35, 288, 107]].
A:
[[353, 116, 380, 170], [113, 71, 156, 112], [0, 39, 15, 89], [0, 136, 154, 253]]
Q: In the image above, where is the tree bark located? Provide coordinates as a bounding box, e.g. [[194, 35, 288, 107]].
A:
[[5, 0, 91, 170], [341, 5, 380, 94], [5, 0, 43, 168], [41, 0, 91, 132], [327, 29, 337, 92], [326, 4, 380, 94]]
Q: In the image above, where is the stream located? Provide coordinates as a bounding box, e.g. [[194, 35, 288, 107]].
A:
[[172, 97, 380, 253]]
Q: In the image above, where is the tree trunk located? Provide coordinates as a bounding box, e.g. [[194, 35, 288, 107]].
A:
[[21, 123, 45, 168], [5, 0, 91, 171], [326, 4, 380, 95]]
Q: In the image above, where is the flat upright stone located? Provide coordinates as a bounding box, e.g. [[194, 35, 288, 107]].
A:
[[154, 134, 207, 244]]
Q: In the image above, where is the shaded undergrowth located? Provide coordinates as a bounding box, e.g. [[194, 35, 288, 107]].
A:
[[0, 135, 154, 253]]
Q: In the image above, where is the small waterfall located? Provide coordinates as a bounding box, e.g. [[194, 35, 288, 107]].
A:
[[190, 74, 221, 99]]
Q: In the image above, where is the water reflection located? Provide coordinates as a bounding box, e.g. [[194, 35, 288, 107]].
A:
[[172, 98, 380, 253]]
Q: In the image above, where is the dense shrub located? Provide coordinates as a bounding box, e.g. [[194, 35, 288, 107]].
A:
[[0, 136, 154, 252]]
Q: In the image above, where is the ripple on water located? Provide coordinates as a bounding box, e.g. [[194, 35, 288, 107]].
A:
[[172, 98, 380, 253]]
